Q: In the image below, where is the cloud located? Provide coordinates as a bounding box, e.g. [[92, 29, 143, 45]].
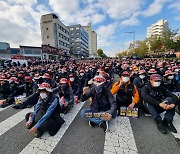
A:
[[0, 18, 40, 47], [104, 0, 143, 19], [0, 0, 50, 47], [91, 13, 106, 24], [96, 23, 118, 47], [143, 0, 171, 17], [48, 0, 105, 25], [121, 17, 140, 26], [168, 1, 180, 20], [169, 1, 180, 11]]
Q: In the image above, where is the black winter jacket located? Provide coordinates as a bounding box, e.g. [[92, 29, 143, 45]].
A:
[[82, 85, 117, 116], [141, 82, 179, 106]]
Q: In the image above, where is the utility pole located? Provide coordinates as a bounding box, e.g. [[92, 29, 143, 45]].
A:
[[126, 31, 135, 48]]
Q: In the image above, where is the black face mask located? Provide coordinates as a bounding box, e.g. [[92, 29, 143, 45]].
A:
[[44, 79, 49, 83], [94, 83, 105, 93], [18, 77, 23, 80], [10, 82, 16, 87], [26, 82, 31, 86], [60, 84, 68, 91]]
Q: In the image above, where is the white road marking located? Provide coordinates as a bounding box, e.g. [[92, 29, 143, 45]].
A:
[[0, 105, 12, 112], [160, 112, 180, 139], [20, 102, 85, 154], [0, 108, 33, 136], [104, 117, 138, 154], [172, 113, 180, 139]]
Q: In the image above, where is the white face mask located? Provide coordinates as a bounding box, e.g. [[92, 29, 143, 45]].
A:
[[122, 77, 130, 83], [70, 77, 75, 82], [40, 93, 48, 99], [139, 75, 145, 79], [85, 69, 88, 72], [167, 75, 174, 80], [152, 81, 161, 87], [134, 71, 138, 74], [175, 69, 179, 72], [80, 73, 84, 76]]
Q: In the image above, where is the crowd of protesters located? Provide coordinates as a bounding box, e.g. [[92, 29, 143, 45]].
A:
[[0, 57, 179, 137]]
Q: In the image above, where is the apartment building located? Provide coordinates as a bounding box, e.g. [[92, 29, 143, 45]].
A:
[[147, 19, 169, 38]]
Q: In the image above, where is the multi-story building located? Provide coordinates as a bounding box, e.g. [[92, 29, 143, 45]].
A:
[[40, 13, 70, 55], [20, 46, 42, 60], [0, 42, 20, 59], [147, 19, 169, 38], [83, 23, 97, 56], [68, 24, 89, 57]]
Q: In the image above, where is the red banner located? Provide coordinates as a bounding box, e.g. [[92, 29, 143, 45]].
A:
[[42, 45, 64, 55], [11, 55, 23, 59]]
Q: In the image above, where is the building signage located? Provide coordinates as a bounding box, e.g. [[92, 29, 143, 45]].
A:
[[42, 45, 64, 55]]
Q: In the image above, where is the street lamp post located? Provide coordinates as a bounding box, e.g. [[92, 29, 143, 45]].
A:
[[120, 44, 124, 52], [125, 31, 135, 48]]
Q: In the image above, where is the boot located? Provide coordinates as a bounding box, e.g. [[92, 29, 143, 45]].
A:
[[163, 118, 177, 133], [156, 120, 167, 134]]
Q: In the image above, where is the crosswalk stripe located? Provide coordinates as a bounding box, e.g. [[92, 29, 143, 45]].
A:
[[19, 102, 85, 154], [0, 105, 12, 112], [0, 108, 33, 136], [172, 113, 180, 139], [160, 112, 180, 138], [104, 117, 138, 154]]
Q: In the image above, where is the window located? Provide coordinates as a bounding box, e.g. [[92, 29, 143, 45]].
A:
[[70, 28, 73, 30], [76, 27, 80, 30], [71, 33, 74, 35], [24, 49, 32, 54], [77, 32, 79, 35], [47, 36, 49, 38], [72, 38, 74, 40], [46, 28, 48, 30], [32, 50, 41, 55]]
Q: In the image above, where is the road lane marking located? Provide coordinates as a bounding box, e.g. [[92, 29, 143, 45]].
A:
[[104, 117, 138, 154], [20, 102, 85, 154], [0, 108, 33, 136]]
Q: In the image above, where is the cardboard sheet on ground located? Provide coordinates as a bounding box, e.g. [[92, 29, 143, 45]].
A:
[[85, 112, 109, 118], [120, 107, 138, 118], [14, 95, 26, 104]]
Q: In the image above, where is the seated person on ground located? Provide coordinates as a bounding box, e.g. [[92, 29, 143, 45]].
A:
[[111, 71, 140, 116], [53, 78, 74, 114], [141, 74, 179, 134], [25, 83, 65, 138], [81, 75, 117, 132]]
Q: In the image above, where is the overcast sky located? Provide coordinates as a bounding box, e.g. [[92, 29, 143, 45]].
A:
[[0, 0, 180, 56]]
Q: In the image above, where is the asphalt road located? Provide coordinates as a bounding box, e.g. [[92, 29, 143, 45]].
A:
[[0, 75, 179, 154]]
